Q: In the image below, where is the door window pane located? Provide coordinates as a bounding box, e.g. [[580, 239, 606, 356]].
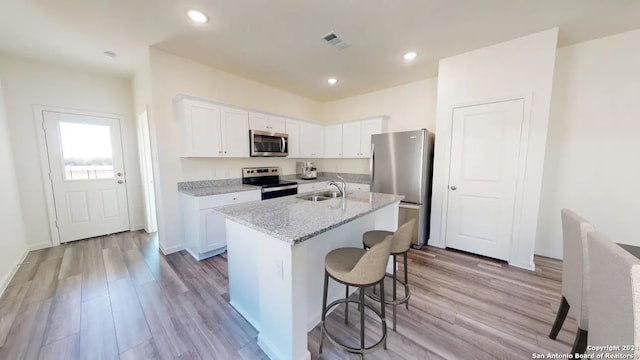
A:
[[59, 122, 115, 180]]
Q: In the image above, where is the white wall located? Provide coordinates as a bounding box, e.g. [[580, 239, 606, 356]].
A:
[[0, 80, 28, 293], [319, 78, 438, 174], [147, 48, 322, 253], [536, 29, 640, 258], [430, 29, 558, 269], [0, 55, 144, 247]]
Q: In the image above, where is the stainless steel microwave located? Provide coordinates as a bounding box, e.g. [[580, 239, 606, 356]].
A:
[[250, 130, 288, 157]]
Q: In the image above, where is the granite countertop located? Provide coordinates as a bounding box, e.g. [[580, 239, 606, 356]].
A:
[[214, 191, 404, 245], [281, 172, 370, 185], [178, 172, 370, 197], [178, 179, 260, 196]]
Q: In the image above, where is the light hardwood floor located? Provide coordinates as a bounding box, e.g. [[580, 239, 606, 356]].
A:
[[0, 231, 574, 359]]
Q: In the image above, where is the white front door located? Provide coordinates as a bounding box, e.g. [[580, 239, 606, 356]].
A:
[[43, 111, 130, 243], [445, 99, 524, 261]]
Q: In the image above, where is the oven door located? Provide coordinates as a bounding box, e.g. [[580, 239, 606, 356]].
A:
[[262, 184, 298, 200], [250, 130, 288, 157]]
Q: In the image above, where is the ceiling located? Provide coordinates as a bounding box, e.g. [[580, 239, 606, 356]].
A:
[[1, 1, 639, 101]]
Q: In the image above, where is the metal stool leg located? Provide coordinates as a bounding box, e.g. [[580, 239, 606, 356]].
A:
[[360, 286, 365, 359], [345, 285, 349, 324], [319, 270, 329, 353], [379, 276, 387, 350], [392, 254, 397, 331], [404, 252, 409, 310]]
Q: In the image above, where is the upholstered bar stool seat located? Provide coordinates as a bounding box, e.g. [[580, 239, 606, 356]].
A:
[[363, 219, 417, 331], [319, 235, 393, 359]]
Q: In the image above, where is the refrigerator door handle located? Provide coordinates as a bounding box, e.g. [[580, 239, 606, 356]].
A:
[[370, 143, 375, 187]]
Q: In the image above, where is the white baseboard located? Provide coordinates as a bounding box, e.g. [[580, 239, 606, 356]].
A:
[[28, 241, 53, 251], [130, 224, 145, 231], [159, 242, 184, 255], [0, 248, 29, 298]]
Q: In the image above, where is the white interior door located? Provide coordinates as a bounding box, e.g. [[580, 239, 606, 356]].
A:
[[137, 110, 157, 233], [43, 111, 130, 243], [445, 99, 524, 261]]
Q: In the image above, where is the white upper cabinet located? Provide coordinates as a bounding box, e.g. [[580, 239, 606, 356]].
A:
[[220, 107, 249, 157], [177, 95, 385, 160], [299, 122, 324, 158], [249, 112, 286, 133], [178, 99, 223, 157], [324, 124, 343, 158], [177, 97, 249, 158], [342, 117, 387, 158], [285, 119, 301, 158], [341, 122, 361, 158]]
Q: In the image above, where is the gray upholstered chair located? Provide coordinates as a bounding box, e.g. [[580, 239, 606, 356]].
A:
[[363, 218, 417, 330], [549, 209, 594, 354], [319, 234, 392, 358], [587, 231, 640, 356]]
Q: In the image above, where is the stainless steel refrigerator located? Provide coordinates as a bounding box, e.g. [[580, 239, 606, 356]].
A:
[[371, 129, 434, 248]]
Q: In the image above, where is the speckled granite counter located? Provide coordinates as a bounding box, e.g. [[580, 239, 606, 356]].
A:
[[214, 191, 403, 244], [280, 172, 369, 184], [177, 179, 259, 196], [178, 172, 369, 197]]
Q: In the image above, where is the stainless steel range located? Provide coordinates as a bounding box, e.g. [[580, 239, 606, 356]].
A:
[[242, 167, 298, 200]]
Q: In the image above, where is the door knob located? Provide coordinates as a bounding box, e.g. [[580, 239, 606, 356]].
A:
[[117, 172, 122, 177], [450, 185, 457, 190], [117, 180, 124, 184]]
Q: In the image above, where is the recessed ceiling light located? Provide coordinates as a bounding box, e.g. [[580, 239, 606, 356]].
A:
[[187, 9, 208, 24], [327, 78, 338, 85], [403, 52, 418, 61], [103, 50, 117, 58]]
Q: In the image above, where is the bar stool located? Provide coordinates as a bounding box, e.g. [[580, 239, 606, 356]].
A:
[[319, 235, 393, 358], [363, 218, 416, 331]]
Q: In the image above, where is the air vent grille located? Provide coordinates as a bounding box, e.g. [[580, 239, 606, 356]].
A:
[[322, 31, 350, 50]]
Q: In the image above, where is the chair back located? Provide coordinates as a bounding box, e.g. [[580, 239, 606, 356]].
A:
[[561, 209, 594, 329], [391, 218, 417, 254], [349, 234, 393, 285], [588, 231, 640, 350]]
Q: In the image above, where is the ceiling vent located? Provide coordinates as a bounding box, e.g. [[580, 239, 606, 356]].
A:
[[322, 32, 350, 50]]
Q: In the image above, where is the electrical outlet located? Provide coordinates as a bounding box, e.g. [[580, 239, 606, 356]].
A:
[[275, 260, 284, 280]]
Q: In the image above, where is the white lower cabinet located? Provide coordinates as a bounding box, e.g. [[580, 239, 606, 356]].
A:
[[180, 190, 261, 260], [348, 183, 370, 192], [297, 181, 328, 194]]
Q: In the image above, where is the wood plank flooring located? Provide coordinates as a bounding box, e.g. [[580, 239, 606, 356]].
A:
[[0, 231, 574, 359]]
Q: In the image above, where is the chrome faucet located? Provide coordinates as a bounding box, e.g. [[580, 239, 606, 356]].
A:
[[328, 175, 347, 197]]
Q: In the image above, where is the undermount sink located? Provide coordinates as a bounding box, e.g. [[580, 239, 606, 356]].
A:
[[316, 191, 342, 198], [297, 190, 343, 202], [298, 195, 331, 202]]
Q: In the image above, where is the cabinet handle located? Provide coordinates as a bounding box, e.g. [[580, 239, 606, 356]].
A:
[[233, 197, 237, 200], [218, 151, 222, 154], [224, 151, 227, 154]]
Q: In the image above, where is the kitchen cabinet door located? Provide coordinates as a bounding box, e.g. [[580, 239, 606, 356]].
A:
[[249, 112, 269, 132], [181, 190, 261, 260], [359, 118, 384, 157], [347, 183, 370, 192], [324, 124, 343, 158], [341, 122, 361, 158], [249, 112, 286, 133], [179, 99, 223, 157], [267, 115, 286, 133], [298, 181, 327, 194], [300, 122, 324, 158], [286, 119, 301, 158], [201, 208, 226, 251], [221, 107, 249, 157]]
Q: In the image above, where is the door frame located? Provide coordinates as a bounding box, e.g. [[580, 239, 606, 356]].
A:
[[438, 94, 533, 268], [33, 105, 129, 246]]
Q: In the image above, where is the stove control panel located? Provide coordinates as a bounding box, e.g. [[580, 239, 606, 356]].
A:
[[243, 167, 280, 178]]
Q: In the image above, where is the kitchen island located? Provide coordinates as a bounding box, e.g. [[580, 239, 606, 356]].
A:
[[214, 191, 403, 360]]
